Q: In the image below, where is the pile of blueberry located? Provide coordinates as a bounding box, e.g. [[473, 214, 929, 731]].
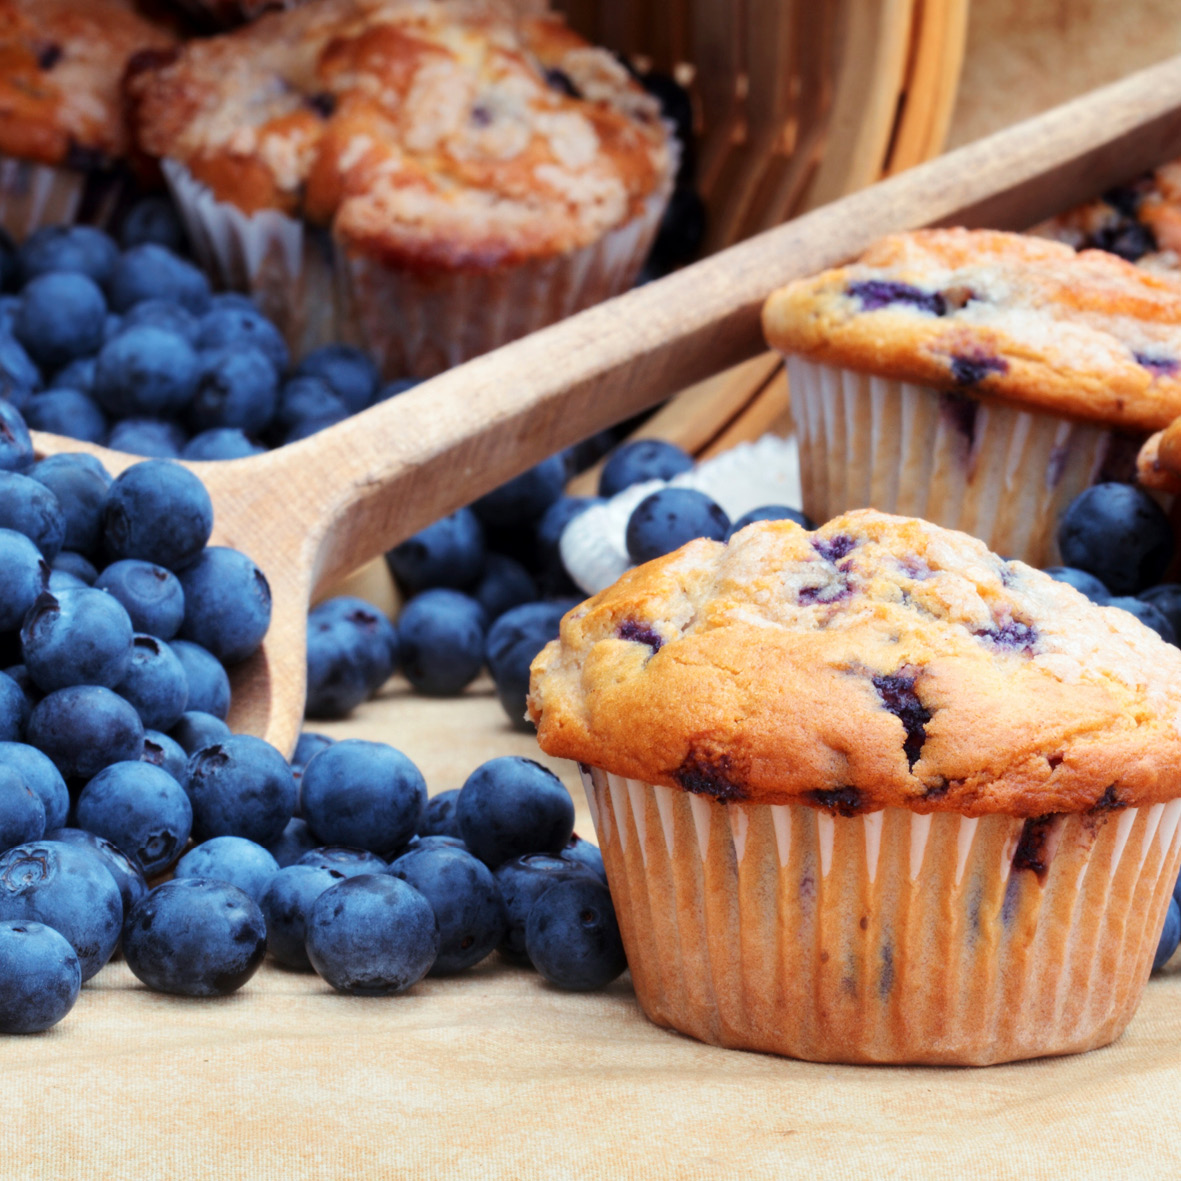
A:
[[0, 214, 417, 461]]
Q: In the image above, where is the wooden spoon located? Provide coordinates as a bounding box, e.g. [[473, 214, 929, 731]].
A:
[[33, 52, 1181, 757]]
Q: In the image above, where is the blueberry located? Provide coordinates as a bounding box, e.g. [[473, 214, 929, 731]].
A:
[[485, 601, 572, 730], [305, 874, 438, 995], [174, 836, 279, 902], [294, 731, 335, 767], [13, 272, 105, 371], [388, 845, 505, 974], [297, 846, 388, 877], [106, 418, 186, 460], [102, 460, 213, 571], [185, 735, 296, 846], [386, 508, 486, 594], [474, 455, 567, 526], [276, 376, 348, 435], [0, 528, 47, 630], [599, 440, 694, 497], [535, 495, 600, 593], [643, 184, 707, 278], [418, 788, 461, 839], [493, 853, 597, 960], [0, 764, 45, 848], [474, 553, 538, 620], [1154, 897, 1180, 971], [2, 667, 39, 727], [169, 640, 230, 719], [48, 569, 87, 594], [1138, 584, 1181, 636], [140, 729, 188, 783], [108, 245, 211, 315], [197, 305, 288, 375], [122, 878, 267, 997], [282, 411, 347, 444], [27, 686, 144, 780], [96, 560, 186, 641], [30, 453, 110, 560], [1105, 596, 1177, 643], [17, 225, 118, 286], [122, 299, 199, 344], [260, 864, 344, 969], [51, 551, 97, 584], [181, 429, 264, 461], [0, 841, 123, 980], [0, 921, 80, 1032], [169, 710, 231, 756], [1057, 484, 1173, 595], [118, 196, 187, 254], [560, 834, 607, 884], [266, 817, 320, 868], [0, 401, 35, 473], [21, 587, 134, 692], [398, 589, 486, 696], [0, 742, 68, 829], [373, 378, 421, 403], [188, 346, 278, 435], [301, 739, 426, 855], [725, 504, 815, 539], [93, 326, 200, 418], [625, 487, 729, 563], [0, 674, 23, 741], [176, 547, 271, 665], [0, 334, 40, 410], [0, 471, 66, 559], [304, 598, 397, 719], [294, 345, 378, 415], [52, 356, 95, 393], [25, 385, 107, 444], [407, 835, 465, 852], [42, 827, 148, 919], [115, 636, 189, 731], [524, 876, 626, 990], [457, 756, 575, 869], [75, 761, 193, 875]]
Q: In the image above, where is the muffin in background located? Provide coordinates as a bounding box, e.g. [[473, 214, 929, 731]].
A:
[[528, 511, 1181, 1065], [129, 0, 676, 375], [0, 0, 176, 240], [762, 228, 1181, 567]]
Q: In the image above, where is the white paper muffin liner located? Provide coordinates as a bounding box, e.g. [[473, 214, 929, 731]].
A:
[[164, 159, 670, 375], [0, 155, 125, 242], [787, 356, 1138, 568], [582, 765, 1181, 1065], [561, 434, 802, 594]]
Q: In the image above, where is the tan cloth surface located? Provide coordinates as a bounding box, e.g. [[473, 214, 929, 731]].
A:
[[8, 676, 1181, 1179]]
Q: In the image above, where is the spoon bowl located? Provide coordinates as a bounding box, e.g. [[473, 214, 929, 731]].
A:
[[32, 52, 1181, 754]]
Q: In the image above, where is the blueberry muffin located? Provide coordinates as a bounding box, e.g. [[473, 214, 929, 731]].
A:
[[528, 510, 1181, 1064], [0, 0, 176, 239], [761, 228, 1181, 567], [128, 0, 675, 374]]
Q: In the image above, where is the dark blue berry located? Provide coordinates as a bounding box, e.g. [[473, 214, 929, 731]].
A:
[[484, 600, 571, 730], [115, 636, 189, 731], [52, 356, 95, 393], [174, 836, 279, 902], [92, 326, 200, 418], [493, 853, 597, 961], [0, 764, 44, 848], [102, 460, 213, 571], [14, 272, 106, 370], [0, 333, 39, 409], [474, 553, 538, 620], [74, 761, 193, 875], [45, 826, 148, 921], [118, 197, 187, 254], [1043, 565, 1111, 603], [106, 418, 185, 459], [560, 834, 607, 884], [1154, 897, 1180, 971], [294, 731, 334, 768], [397, 589, 486, 696], [847, 280, 946, 315], [266, 817, 320, 868], [524, 876, 626, 990], [418, 788, 461, 838], [96, 560, 186, 640], [1105, 596, 1177, 644], [599, 439, 694, 497], [0, 920, 80, 1032], [197, 305, 288, 374], [0, 528, 47, 630], [26, 685, 143, 780], [188, 346, 278, 434], [21, 587, 134, 692], [0, 841, 123, 979], [140, 729, 188, 783], [1057, 484, 1173, 595], [725, 504, 815, 540], [30, 453, 112, 550], [169, 640, 230, 719], [0, 742, 67, 829], [297, 846, 388, 877], [0, 470, 66, 558], [0, 674, 23, 741], [457, 756, 575, 869], [275, 376, 347, 436], [0, 401, 35, 473], [373, 378, 421, 403], [304, 597, 396, 718], [1138, 584, 1181, 637], [121, 299, 199, 343], [184, 735, 295, 846], [294, 345, 378, 415], [108, 245, 211, 315], [122, 878, 267, 997], [50, 552, 96, 585], [626, 488, 729, 563], [181, 429, 264, 461], [169, 710, 231, 756], [260, 864, 344, 969], [17, 225, 118, 286], [305, 874, 438, 995], [474, 455, 567, 526], [176, 546, 272, 664], [388, 845, 505, 974], [386, 508, 486, 594]]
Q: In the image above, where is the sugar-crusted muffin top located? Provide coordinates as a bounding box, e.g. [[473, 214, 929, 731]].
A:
[[0, 0, 175, 168], [762, 228, 1181, 432], [130, 0, 674, 268], [529, 511, 1181, 816]]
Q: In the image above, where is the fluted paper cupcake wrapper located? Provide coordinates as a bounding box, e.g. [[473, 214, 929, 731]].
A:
[[583, 766, 1181, 1065], [787, 356, 1141, 568], [0, 155, 125, 242], [164, 159, 669, 376]]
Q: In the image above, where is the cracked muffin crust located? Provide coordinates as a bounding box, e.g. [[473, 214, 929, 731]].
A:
[[529, 511, 1181, 816], [128, 0, 674, 270], [0, 0, 175, 169], [761, 228, 1181, 432]]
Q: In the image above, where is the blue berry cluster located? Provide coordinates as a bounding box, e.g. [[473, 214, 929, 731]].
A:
[[0, 218, 416, 461]]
